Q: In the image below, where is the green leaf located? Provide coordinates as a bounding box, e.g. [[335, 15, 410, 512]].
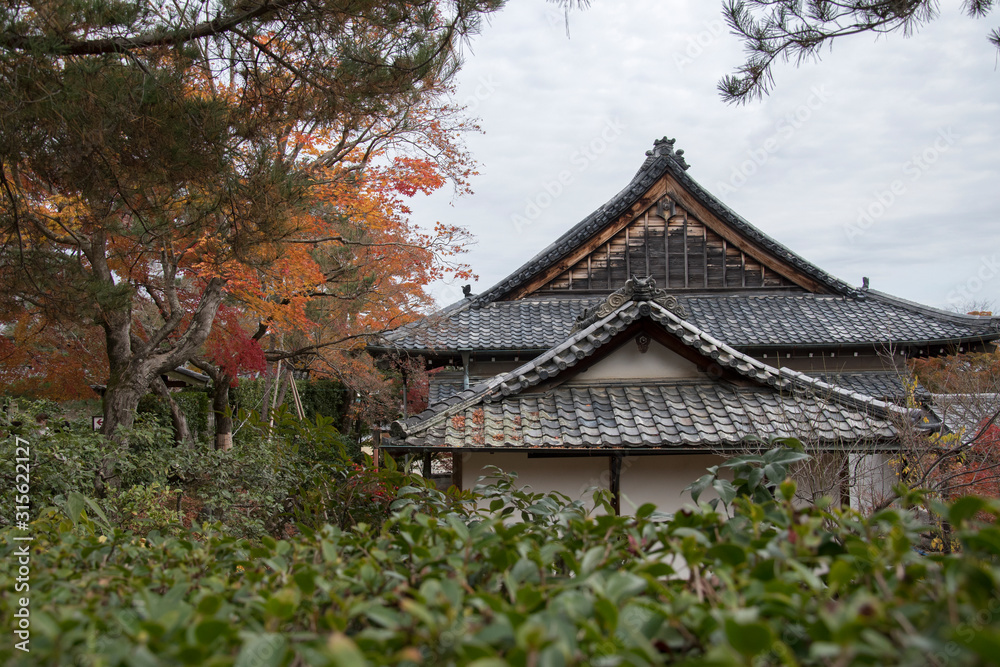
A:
[[764, 448, 810, 465], [724, 618, 773, 657], [949, 496, 987, 525], [712, 479, 737, 505], [594, 597, 618, 631], [580, 546, 605, 575], [606, 572, 647, 604], [235, 633, 286, 667], [963, 527, 1000, 555], [326, 633, 368, 667], [293, 570, 317, 596], [708, 544, 746, 567], [763, 463, 786, 484], [196, 595, 223, 615], [364, 605, 402, 630], [827, 560, 854, 591], [194, 620, 228, 645], [685, 474, 714, 504], [635, 503, 657, 519]]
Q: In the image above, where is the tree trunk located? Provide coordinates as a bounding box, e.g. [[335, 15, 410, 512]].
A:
[[190, 358, 235, 451], [275, 368, 292, 412], [261, 363, 275, 424], [212, 374, 234, 451], [97, 370, 149, 495], [152, 375, 192, 447], [98, 276, 226, 438]]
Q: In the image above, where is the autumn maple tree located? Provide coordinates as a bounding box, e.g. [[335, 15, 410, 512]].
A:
[[0, 0, 505, 463], [185, 112, 477, 450]]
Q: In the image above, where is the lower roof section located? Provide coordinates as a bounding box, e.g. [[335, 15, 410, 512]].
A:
[[387, 380, 899, 451]]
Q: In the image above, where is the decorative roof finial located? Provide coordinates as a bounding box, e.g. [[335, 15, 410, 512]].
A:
[[646, 136, 690, 171], [570, 276, 687, 333]]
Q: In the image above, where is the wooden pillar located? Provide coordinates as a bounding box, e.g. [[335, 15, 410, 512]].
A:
[[422, 452, 432, 479], [840, 453, 850, 508], [610, 453, 622, 516], [452, 452, 463, 491], [373, 430, 381, 470]]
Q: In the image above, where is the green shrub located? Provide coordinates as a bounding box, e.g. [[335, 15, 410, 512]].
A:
[[0, 402, 364, 540], [137, 389, 210, 442], [106, 482, 184, 537], [4, 445, 1000, 665]]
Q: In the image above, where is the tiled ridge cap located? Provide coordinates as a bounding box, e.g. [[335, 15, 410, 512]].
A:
[[866, 289, 1000, 330], [391, 297, 920, 439]]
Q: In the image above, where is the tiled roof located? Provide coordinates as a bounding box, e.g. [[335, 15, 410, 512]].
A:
[[471, 137, 854, 305], [394, 382, 898, 450], [389, 282, 922, 450], [427, 372, 920, 410], [428, 381, 464, 405], [684, 291, 999, 347], [929, 393, 1000, 442], [817, 373, 928, 403], [377, 292, 1000, 353]]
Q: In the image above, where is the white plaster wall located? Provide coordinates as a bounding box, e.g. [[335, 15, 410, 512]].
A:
[[462, 452, 613, 513], [848, 453, 896, 514], [463, 452, 727, 516], [619, 454, 727, 515], [575, 338, 700, 381]]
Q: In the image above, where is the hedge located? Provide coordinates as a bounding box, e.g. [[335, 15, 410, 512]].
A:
[[3, 446, 1000, 665]]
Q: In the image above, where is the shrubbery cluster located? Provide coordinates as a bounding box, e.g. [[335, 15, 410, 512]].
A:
[[2, 437, 1000, 665], [0, 400, 381, 540]]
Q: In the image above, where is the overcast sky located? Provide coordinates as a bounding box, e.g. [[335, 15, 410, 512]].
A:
[[408, 1, 1000, 313]]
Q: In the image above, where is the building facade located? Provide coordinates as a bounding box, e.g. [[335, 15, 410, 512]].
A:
[[371, 137, 1000, 514]]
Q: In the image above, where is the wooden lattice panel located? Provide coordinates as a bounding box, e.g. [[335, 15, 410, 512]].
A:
[[543, 199, 797, 292]]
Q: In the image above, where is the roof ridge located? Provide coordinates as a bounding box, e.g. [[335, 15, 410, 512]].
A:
[[866, 289, 1000, 328]]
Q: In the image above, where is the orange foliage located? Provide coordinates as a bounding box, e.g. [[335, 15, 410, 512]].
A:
[[0, 312, 107, 400]]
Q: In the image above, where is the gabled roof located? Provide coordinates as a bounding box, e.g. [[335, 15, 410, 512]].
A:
[[388, 279, 922, 451], [473, 137, 853, 305], [375, 291, 1000, 354]]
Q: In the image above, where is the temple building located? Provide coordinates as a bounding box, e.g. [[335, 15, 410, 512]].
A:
[[369, 137, 1000, 514]]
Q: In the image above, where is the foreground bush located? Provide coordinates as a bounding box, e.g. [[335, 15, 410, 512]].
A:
[[3, 449, 1000, 666], [0, 403, 371, 539]]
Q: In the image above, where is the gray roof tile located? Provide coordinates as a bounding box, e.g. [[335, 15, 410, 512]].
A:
[[380, 291, 999, 353], [389, 282, 929, 451]]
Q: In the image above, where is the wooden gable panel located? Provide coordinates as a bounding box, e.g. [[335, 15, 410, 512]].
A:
[[540, 199, 799, 293]]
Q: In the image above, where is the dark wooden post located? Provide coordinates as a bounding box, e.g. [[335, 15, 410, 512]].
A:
[[453, 452, 463, 491], [610, 453, 622, 516]]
